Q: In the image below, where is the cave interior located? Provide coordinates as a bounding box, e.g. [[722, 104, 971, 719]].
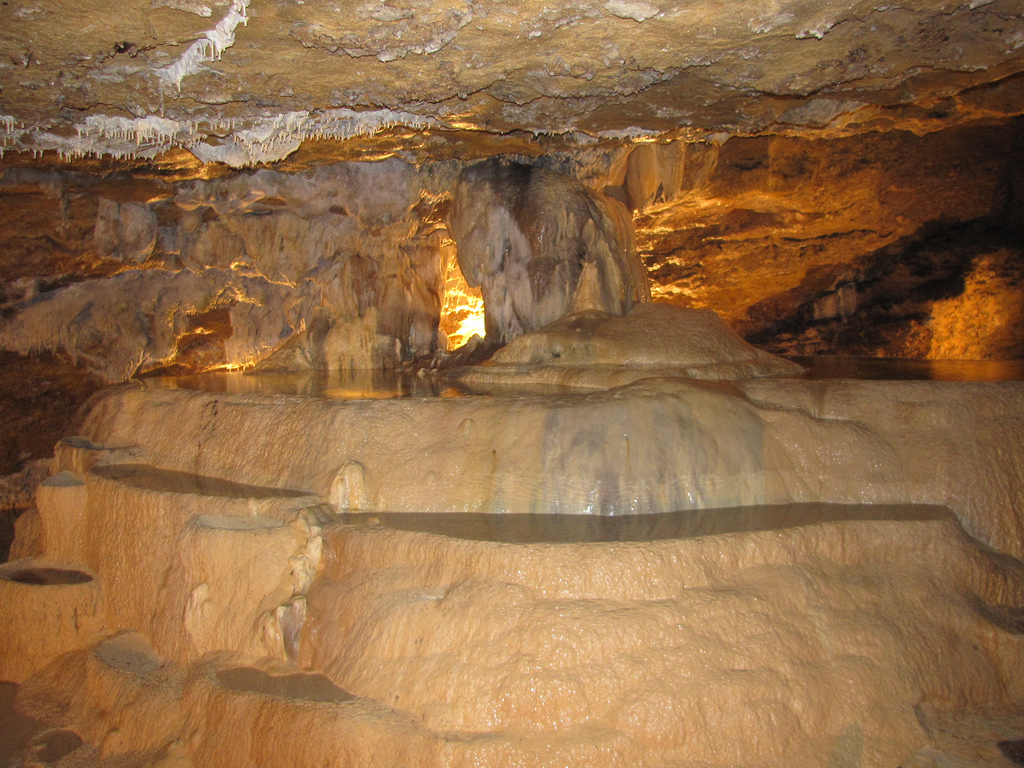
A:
[[2, 1, 1024, 766]]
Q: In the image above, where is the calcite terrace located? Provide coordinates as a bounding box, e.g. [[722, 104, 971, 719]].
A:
[[3, 310, 1024, 766]]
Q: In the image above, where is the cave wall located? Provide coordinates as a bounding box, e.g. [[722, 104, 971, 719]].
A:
[[0, 159, 454, 382], [626, 120, 1024, 358], [3, 119, 1024, 392], [3, 118, 1024, 389]]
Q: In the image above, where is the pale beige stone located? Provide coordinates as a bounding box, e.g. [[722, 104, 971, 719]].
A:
[[26, 446, 328, 665], [295, 509, 1024, 767], [67, 376, 1024, 557], [455, 302, 801, 388], [17, 633, 184, 757], [10, 505, 1024, 768], [5, 370, 1024, 766], [181, 654, 438, 768], [0, 559, 104, 683], [33, 470, 88, 567]]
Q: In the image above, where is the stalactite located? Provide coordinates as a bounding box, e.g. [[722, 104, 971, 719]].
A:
[[156, 0, 250, 91]]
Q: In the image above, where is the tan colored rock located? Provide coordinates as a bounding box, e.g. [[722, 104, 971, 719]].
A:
[[0, 559, 104, 683], [17, 633, 184, 757], [0, 160, 450, 381], [295, 507, 1024, 767], [2, 0, 1024, 161], [10, 505, 1024, 768], [29, 439, 328, 664], [94, 198, 158, 264], [743, 378, 1024, 559], [181, 655, 438, 768], [65, 375, 1024, 558], [73, 380, 771, 517], [4, 369, 1024, 766], [458, 302, 801, 388], [33, 470, 88, 567]]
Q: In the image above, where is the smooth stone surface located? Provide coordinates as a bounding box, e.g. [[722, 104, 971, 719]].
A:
[[337, 502, 952, 544]]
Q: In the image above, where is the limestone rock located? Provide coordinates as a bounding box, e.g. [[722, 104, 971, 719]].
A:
[[64, 376, 1024, 559], [449, 159, 650, 344], [94, 198, 157, 264], [3, 375, 1024, 766], [298, 507, 1024, 766], [16, 633, 184, 755], [0, 559, 103, 683], [462, 302, 802, 388], [0, 159, 449, 380], [2, 0, 1024, 161]]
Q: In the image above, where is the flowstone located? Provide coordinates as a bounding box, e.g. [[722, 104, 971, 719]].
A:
[[3, 363, 1024, 766], [448, 159, 650, 344]]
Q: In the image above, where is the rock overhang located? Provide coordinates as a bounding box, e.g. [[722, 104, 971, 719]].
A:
[[1, 0, 1024, 167]]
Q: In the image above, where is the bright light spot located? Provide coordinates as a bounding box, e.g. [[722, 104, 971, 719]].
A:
[[439, 249, 486, 350]]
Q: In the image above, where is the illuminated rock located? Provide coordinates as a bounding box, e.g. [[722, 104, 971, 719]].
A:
[[0, 159, 449, 381], [17, 633, 184, 758], [299, 506, 1024, 767], [27, 439, 327, 665], [449, 159, 650, 344], [2, 371, 1024, 764], [9, 502, 1024, 767], [3, 2, 1024, 762], [0, 560, 103, 683], [54, 375, 1024, 559], [455, 302, 801, 388]]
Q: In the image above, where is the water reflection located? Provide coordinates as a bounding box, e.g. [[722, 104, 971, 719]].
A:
[[139, 368, 468, 399], [137, 357, 1024, 401], [790, 356, 1024, 381], [337, 503, 953, 544]]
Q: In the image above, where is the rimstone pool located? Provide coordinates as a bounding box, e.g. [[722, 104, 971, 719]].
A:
[[4, 310, 1024, 767]]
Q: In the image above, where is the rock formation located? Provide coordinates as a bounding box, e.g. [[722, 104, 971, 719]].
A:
[[3, 1, 1024, 766], [449, 159, 650, 343], [455, 302, 802, 388], [0, 159, 453, 381], [4, 369, 1024, 766]]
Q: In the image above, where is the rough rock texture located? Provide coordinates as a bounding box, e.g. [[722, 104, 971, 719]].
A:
[[3, 121, 1024, 384], [64, 377, 1024, 558], [449, 160, 649, 343], [1, 373, 1023, 765], [626, 122, 1024, 348], [4, 3, 1024, 763], [0, 352, 102, 476], [753, 231, 1024, 359], [30, 438, 327, 666], [2, 0, 1024, 164], [0, 559, 103, 683], [300, 508, 1024, 767], [1, 1, 1024, 381], [0, 159, 454, 381]]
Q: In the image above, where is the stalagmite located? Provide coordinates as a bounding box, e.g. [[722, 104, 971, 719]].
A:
[[449, 159, 651, 344]]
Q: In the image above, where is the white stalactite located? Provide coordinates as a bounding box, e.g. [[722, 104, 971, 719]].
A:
[[156, 0, 250, 90]]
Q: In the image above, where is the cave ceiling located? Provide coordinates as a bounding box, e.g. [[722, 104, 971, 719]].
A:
[[1, 0, 1024, 165]]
